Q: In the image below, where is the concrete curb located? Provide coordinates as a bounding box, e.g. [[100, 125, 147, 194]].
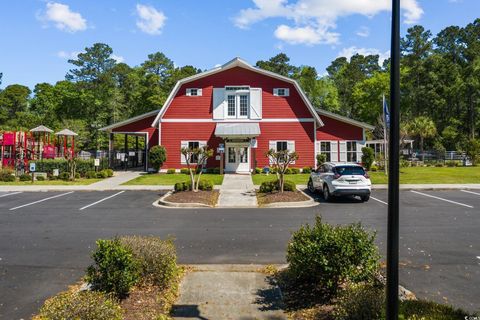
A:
[[260, 188, 318, 208], [187, 264, 288, 272], [372, 184, 480, 190], [153, 191, 215, 209]]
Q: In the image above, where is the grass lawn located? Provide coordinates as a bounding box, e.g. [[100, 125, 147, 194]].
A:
[[0, 179, 101, 185], [123, 173, 224, 185], [369, 166, 480, 184], [252, 173, 310, 185]]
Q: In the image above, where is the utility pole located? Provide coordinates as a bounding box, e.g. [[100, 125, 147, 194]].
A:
[[387, 0, 400, 319]]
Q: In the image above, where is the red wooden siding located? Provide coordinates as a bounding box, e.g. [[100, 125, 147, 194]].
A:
[[163, 67, 312, 119], [316, 115, 364, 141], [111, 115, 158, 147]]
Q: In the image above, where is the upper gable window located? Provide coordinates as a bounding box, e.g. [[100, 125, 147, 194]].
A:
[[273, 88, 289, 97], [186, 88, 202, 96]]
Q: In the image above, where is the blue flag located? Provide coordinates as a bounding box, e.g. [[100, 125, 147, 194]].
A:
[[383, 96, 390, 129]]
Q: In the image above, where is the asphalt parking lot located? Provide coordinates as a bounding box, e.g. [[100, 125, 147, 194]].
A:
[[0, 189, 479, 318]]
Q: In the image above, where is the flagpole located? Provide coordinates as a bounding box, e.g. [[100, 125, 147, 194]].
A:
[[383, 95, 388, 175]]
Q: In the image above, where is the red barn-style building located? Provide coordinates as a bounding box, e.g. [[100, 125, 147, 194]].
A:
[[102, 58, 373, 173]]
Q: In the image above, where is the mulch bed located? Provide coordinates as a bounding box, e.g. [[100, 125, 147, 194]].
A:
[[165, 190, 219, 206], [257, 190, 309, 206]]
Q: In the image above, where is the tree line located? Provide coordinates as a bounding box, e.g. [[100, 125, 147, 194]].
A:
[[1, 18, 480, 153]]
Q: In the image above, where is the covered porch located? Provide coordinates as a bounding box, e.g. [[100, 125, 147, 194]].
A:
[[214, 123, 260, 174], [107, 131, 148, 171]]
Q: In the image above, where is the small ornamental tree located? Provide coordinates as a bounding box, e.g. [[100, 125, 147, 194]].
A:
[[267, 149, 298, 192], [464, 138, 480, 166], [149, 145, 167, 172], [316, 153, 327, 168], [181, 145, 213, 192], [361, 147, 375, 170]]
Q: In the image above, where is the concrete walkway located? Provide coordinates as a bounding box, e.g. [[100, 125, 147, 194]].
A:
[[217, 174, 257, 208], [172, 265, 286, 320], [87, 171, 142, 190]]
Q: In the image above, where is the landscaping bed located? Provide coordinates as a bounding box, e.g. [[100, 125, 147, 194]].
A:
[[0, 178, 101, 185], [256, 190, 309, 206], [252, 173, 310, 186], [164, 190, 219, 207], [123, 173, 224, 186]]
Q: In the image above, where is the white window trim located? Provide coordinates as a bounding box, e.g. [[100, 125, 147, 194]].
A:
[[186, 88, 202, 96], [180, 140, 207, 164], [273, 88, 290, 97], [317, 141, 333, 163], [224, 86, 250, 119], [268, 140, 295, 164]]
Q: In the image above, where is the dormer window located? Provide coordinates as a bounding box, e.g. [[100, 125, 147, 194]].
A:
[[186, 88, 202, 96], [273, 88, 289, 97]]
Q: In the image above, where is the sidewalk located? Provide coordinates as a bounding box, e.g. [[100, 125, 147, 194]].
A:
[[172, 265, 286, 320], [217, 174, 257, 208]]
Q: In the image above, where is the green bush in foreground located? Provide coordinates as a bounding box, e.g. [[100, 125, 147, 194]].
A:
[[105, 168, 114, 177], [0, 169, 16, 182], [287, 216, 379, 297], [36, 176, 45, 181], [96, 170, 108, 179], [86, 238, 139, 298], [334, 283, 384, 320], [259, 179, 296, 193], [19, 174, 32, 181], [302, 167, 312, 174], [149, 145, 167, 172], [37, 290, 122, 320], [120, 236, 178, 288], [85, 170, 97, 179], [174, 179, 213, 192], [166, 169, 176, 174]]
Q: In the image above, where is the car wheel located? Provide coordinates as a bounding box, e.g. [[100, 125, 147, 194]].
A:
[[308, 179, 316, 193], [323, 185, 331, 202], [360, 195, 370, 202]]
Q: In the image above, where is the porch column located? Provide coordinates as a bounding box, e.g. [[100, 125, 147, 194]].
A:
[[108, 132, 114, 168], [124, 134, 128, 171], [144, 133, 148, 172], [135, 136, 139, 167]]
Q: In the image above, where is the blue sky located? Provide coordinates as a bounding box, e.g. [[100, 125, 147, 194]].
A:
[[0, 0, 479, 89]]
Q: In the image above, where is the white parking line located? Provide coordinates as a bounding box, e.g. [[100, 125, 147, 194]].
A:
[[410, 190, 474, 209], [0, 192, 23, 198], [461, 190, 480, 196], [9, 192, 74, 211], [79, 191, 125, 211], [370, 196, 388, 205]]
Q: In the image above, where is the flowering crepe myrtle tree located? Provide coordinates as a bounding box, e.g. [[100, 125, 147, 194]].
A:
[[266, 149, 299, 192], [181, 145, 213, 192]]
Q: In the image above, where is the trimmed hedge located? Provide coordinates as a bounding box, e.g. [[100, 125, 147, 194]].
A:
[[286, 216, 379, 297], [180, 168, 189, 174], [166, 169, 176, 174], [0, 169, 16, 182], [31, 159, 109, 177], [19, 174, 31, 181], [302, 167, 312, 174], [174, 179, 213, 192], [37, 290, 122, 320], [259, 179, 296, 193], [119, 236, 178, 288]]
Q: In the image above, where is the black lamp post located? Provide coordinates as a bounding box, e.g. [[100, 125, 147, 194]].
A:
[[387, 0, 401, 319]]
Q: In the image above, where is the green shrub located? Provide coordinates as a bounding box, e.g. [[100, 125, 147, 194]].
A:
[[255, 167, 262, 174], [166, 169, 176, 174], [74, 173, 81, 179], [361, 147, 375, 170], [334, 284, 384, 320], [316, 153, 327, 166], [445, 161, 457, 167], [284, 168, 292, 174], [48, 175, 57, 181], [19, 174, 32, 181], [198, 179, 213, 191], [370, 165, 378, 172], [259, 179, 296, 193], [85, 171, 97, 179], [0, 169, 15, 182], [105, 169, 114, 177], [435, 163, 445, 167], [174, 182, 187, 192], [180, 168, 189, 174], [269, 167, 277, 174], [400, 159, 410, 168], [400, 300, 471, 320], [96, 170, 108, 179], [290, 168, 300, 174], [58, 172, 70, 181], [302, 167, 312, 174], [149, 145, 167, 172], [38, 290, 122, 320], [85, 238, 139, 298], [286, 216, 379, 297], [211, 167, 220, 174], [119, 236, 178, 288], [36, 176, 45, 181]]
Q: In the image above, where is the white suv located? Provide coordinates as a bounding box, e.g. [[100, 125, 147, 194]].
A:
[[308, 162, 372, 202]]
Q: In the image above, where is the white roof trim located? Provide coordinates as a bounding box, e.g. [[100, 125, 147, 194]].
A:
[[151, 57, 324, 127], [100, 110, 159, 131], [316, 109, 375, 130]]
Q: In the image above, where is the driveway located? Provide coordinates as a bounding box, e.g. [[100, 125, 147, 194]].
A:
[[0, 189, 479, 318]]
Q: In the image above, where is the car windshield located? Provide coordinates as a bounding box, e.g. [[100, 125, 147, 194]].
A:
[[334, 166, 365, 176]]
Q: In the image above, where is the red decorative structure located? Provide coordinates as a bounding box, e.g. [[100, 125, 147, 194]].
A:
[[0, 131, 35, 170], [30, 125, 55, 160]]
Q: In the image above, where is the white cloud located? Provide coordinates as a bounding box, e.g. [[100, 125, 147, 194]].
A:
[[57, 51, 81, 59], [40, 2, 87, 33], [111, 54, 125, 63], [356, 26, 370, 38], [234, 0, 423, 45], [338, 46, 390, 64], [136, 4, 166, 35]]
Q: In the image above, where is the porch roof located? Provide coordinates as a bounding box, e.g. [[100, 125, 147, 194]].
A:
[[214, 123, 260, 138]]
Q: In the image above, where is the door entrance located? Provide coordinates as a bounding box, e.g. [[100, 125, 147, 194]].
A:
[[225, 143, 250, 173]]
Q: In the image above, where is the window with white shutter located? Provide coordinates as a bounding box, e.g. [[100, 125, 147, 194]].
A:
[[330, 141, 339, 162], [212, 88, 225, 119], [356, 142, 365, 164], [346, 141, 357, 162], [273, 88, 289, 97], [339, 141, 347, 162], [186, 88, 202, 96]]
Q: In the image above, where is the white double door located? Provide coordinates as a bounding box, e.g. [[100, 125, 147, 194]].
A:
[[225, 143, 250, 173]]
